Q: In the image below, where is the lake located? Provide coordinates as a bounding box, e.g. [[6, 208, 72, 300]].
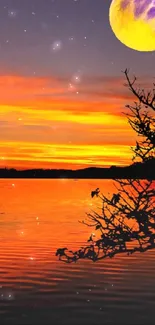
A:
[[0, 179, 155, 324]]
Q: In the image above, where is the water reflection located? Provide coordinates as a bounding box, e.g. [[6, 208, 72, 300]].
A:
[[56, 179, 155, 264], [0, 179, 155, 324]]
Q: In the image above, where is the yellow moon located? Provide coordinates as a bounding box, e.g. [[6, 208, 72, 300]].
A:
[[109, 0, 155, 51]]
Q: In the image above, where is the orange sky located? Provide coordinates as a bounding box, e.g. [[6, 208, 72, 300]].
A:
[[0, 73, 150, 170]]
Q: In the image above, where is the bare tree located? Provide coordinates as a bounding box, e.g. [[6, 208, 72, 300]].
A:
[[123, 69, 155, 162], [56, 70, 155, 263]]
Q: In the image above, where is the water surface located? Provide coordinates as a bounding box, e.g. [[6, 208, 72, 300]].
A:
[[0, 179, 155, 324]]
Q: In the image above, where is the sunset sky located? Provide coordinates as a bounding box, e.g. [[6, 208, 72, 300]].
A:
[[0, 0, 155, 170]]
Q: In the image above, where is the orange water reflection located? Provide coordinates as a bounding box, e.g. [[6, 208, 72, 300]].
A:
[[0, 178, 154, 276], [1, 179, 155, 325], [0, 179, 115, 246]]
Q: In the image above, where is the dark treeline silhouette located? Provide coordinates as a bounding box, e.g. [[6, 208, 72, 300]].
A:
[[56, 69, 155, 263], [0, 158, 154, 179]]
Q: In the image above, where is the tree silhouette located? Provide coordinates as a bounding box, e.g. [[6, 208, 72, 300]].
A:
[[56, 179, 155, 263], [56, 70, 155, 263], [123, 68, 155, 162]]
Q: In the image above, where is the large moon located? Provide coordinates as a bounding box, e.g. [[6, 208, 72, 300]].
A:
[[109, 0, 155, 51]]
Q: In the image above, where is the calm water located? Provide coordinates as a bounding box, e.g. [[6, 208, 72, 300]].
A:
[[0, 179, 155, 324]]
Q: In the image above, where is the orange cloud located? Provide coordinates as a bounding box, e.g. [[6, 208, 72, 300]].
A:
[[0, 73, 144, 169], [0, 140, 133, 169]]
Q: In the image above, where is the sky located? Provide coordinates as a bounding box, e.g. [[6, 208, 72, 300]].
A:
[[0, 0, 155, 170]]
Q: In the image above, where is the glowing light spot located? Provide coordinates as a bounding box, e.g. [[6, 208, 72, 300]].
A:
[[72, 73, 81, 84], [68, 83, 76, 92], [51, 40, 62, 52], [8, 9, 17, 18]]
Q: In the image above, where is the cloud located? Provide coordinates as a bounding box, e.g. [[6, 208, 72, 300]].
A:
[[1, 72, 149, 168], [0, 140, 133, 169], [0, 74, 67, 106]]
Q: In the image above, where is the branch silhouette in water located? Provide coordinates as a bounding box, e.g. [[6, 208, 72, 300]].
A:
[[56, 179, 155, 263]]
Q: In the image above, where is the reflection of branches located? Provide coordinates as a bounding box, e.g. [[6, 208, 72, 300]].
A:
[[56, 179, 155, 263]]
